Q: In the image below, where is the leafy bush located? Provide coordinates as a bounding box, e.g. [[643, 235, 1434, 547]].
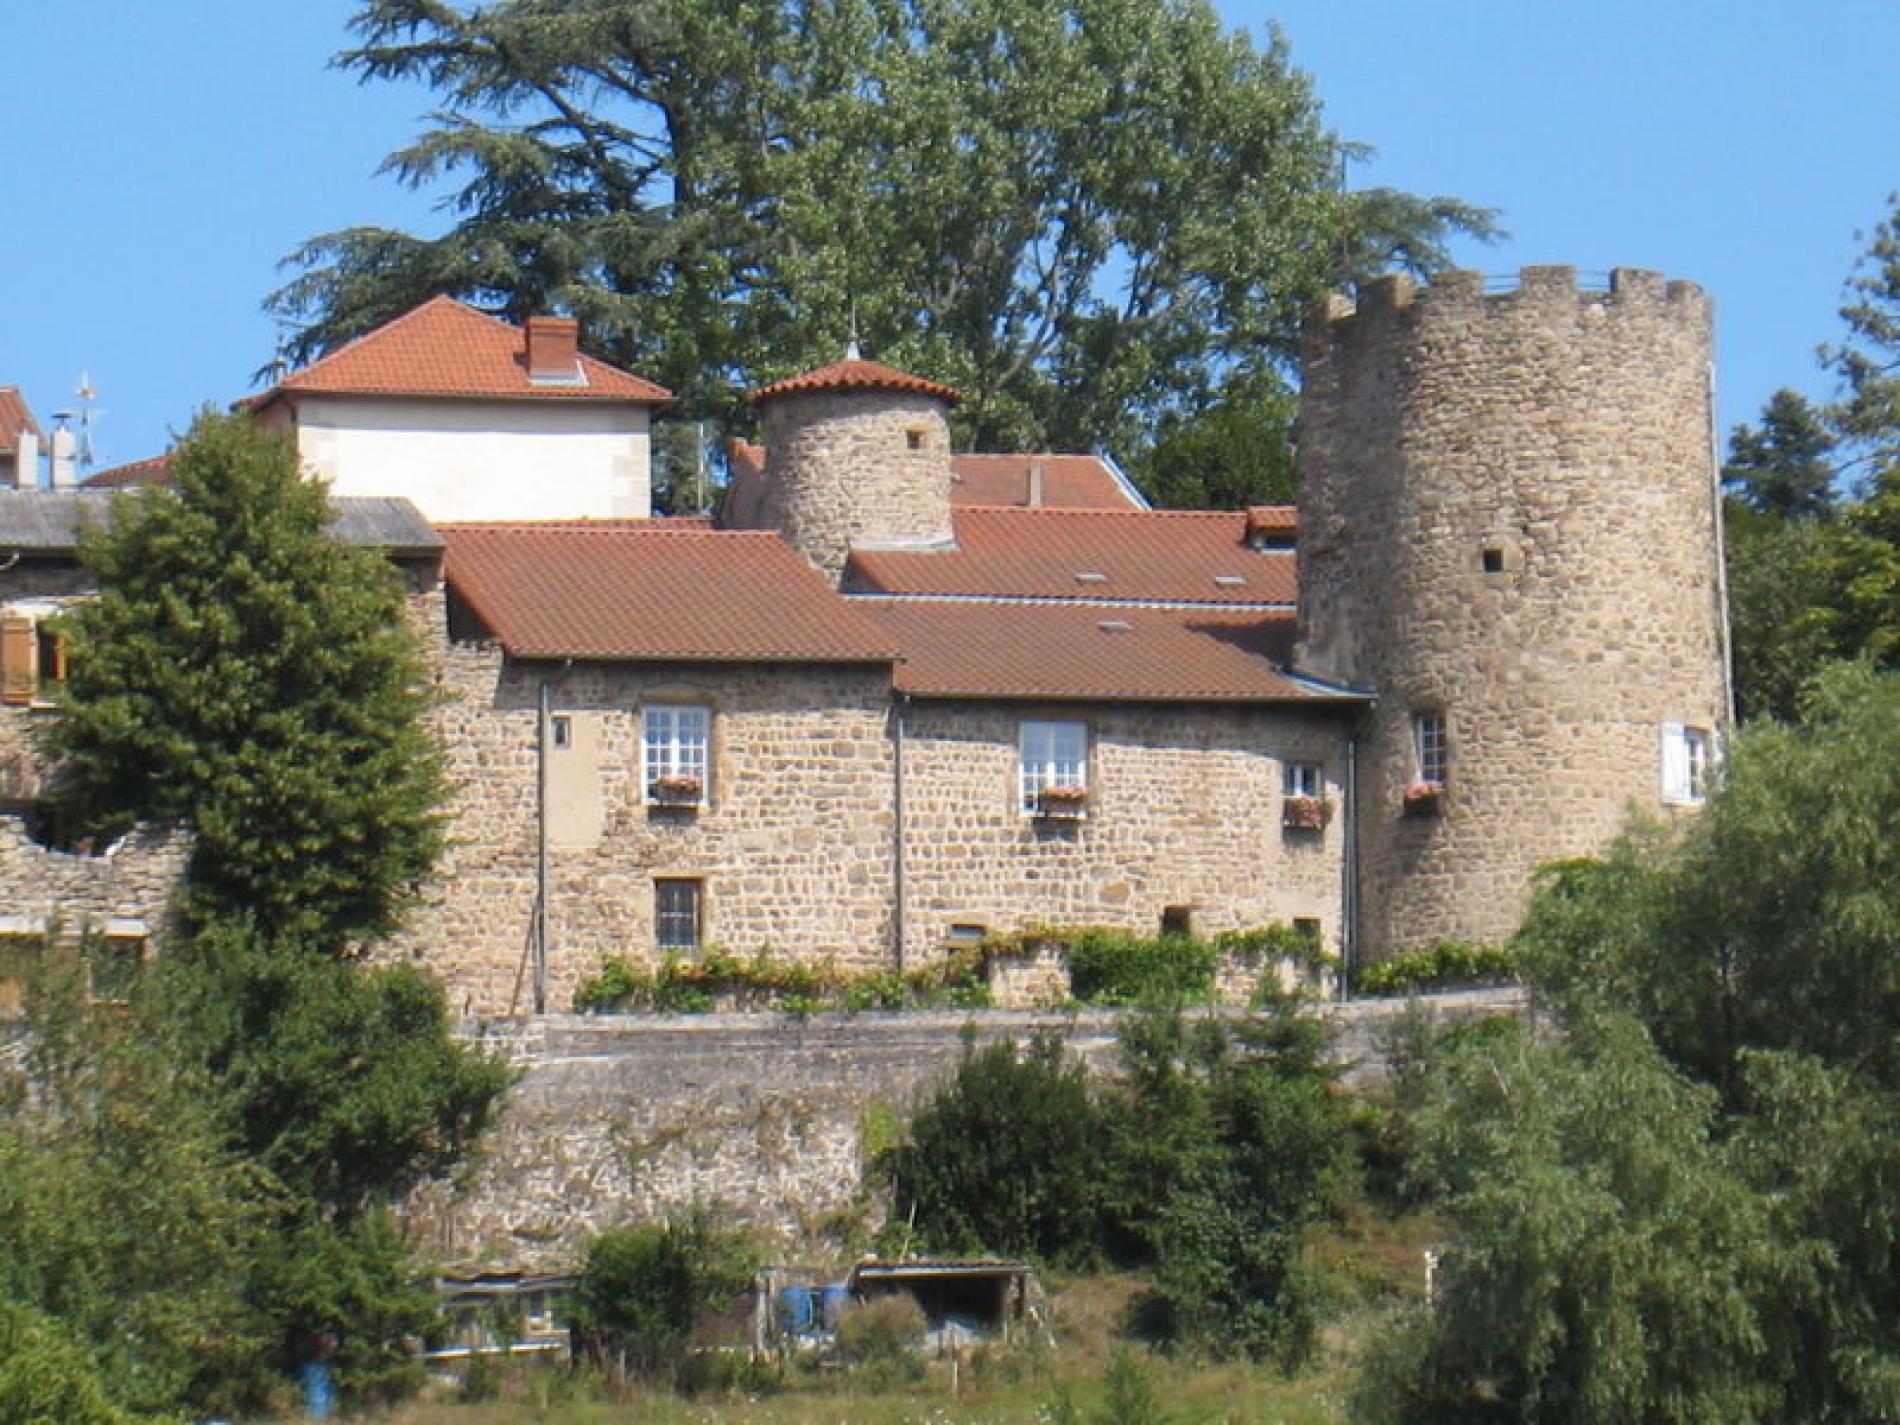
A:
[[1059, 928, 1222, 1004], [575, 944, 990, 1013], [891, 1004, 1347, 1361], [0, 1299, 134, 1425], [1354, 939, 1517, 996], [892, 1032, 1107, 1263], [570, 1214, 759, 1383], [836, 1293, 927, 1370]]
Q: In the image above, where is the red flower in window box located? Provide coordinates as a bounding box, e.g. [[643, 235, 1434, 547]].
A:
[[1403, 779, 1445, 816], [1036, 784, 1089, 817], [650, 774, 704, 805], [1282, 795, 1333, 831]]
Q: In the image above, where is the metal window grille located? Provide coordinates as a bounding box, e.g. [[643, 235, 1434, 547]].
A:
[[654, 880, 701, 952]]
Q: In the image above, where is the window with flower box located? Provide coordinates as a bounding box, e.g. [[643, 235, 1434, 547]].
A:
[[1281, 761, 1332, 831], [643, 704, 709, 806], [1019, 719, 1089, 816]]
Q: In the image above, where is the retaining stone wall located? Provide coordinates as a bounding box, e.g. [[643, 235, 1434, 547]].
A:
[[407, 989, 1524, 1272]]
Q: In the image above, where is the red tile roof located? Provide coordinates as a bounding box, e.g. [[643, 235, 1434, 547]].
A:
[[0, 389, 40, 454], [749, 358, 962, 406], [950, 454, 1145, 510], [864, 601, 1341, 702], [845, 507, 1296, 605], [440, 523, 898, 663], [722, 443, 1144, 523], [85, 452, 173, 488], [259, 297, 671, 406]]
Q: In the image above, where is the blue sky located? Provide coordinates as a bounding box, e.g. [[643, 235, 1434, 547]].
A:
[[3, 1, 1896, 473]]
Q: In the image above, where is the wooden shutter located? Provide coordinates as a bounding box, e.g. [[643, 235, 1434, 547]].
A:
[[1660, 722, 1690, 803], [0, 617, 35, 706]]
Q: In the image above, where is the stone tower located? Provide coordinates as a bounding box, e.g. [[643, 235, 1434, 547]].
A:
[[1295, 266, 1731, 963], [747, 357, 962, 581]]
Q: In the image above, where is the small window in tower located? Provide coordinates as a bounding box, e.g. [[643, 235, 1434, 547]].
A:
[[1413, 712, 1448, 788], [906, 427, 926, 451], [1481, 547, 1505, 574], [1160, 905, 1193, 939]]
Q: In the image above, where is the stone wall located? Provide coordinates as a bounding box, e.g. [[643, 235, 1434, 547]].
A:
[[901, 700, 1350, 957], [407, 989, 1524, 1271], [751, 389, 956, 579], [397, 617, 900, 1017], [0, 821, 186, 938], [1295, 267, 1729, 958]]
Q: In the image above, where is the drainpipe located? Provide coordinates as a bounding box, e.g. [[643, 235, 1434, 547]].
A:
[[1342, 721, 1361, 1001], [535, 678, 551, 1014], [892, 694, 909, 973], [534, 659, 574, 1015]]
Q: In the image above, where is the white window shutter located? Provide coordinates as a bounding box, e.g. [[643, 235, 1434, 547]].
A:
[[1660, 722, 1689, 803]]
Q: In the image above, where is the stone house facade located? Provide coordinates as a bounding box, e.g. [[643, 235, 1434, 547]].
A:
[[1, 268, 1730, 1017]]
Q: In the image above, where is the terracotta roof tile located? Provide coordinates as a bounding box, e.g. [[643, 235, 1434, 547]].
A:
[[721, 443, 1143, 524], [85, 452, 172, 488], [0, 389, 40, 454], [845, 507, 1296, 605], [949, 454, 1146, 510], [749, 358, 962, 406], [440, 523, 898, 663], [262, 298, 671, 405], [862, 600, 1346, 702]]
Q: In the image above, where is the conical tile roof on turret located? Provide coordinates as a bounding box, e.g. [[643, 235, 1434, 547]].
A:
[[748, 357, 962, 406]]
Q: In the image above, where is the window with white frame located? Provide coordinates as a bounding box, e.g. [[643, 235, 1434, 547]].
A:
[[1661, 722, 1714, 805], [1412, 712, 1448, 787], [654, 879, 702, 952], [643, 704, 710, 801], [1019, 719, 1089, 812], [1282, 761, 1324, 799]]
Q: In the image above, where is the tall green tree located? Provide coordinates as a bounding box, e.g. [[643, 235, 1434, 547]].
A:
[[1827, 191, 1900, 487], [46, 409, 446, 948], [1364, 665, 1900, 1423], [1722, 387, 1837, 520], [273, 0, 1493, 492]]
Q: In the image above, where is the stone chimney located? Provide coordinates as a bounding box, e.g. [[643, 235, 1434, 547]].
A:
[[525, 316, 582, 385]]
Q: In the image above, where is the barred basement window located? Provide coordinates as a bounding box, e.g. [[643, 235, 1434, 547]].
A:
[[654, 879, 702, 953]]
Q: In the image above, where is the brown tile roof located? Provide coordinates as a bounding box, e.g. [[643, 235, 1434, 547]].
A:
[[1246, 505, 1298, 538], [440, 522, 899, 663], [863, 601, 1346, 702], [0, 389, 40, 454], [749, 358, 962, 406], [258, 297, 671, 406], [845, 507, 1296, 605], [85, 452, 172, 488], [721, 443, 1144, 525], [949, 454, 1146, 510]]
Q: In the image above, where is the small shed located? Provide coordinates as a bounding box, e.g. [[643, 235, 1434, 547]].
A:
[[847, 1258, 1039, 1349]]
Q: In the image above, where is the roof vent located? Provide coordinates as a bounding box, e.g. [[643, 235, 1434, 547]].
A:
[[1075, 570, 1109, 584], [1214, 573, 1246, 588], [1099, 618, 1133, 633]]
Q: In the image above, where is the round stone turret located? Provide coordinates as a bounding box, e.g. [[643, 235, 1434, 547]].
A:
[[1295, 266, 1731, 963], [748, 358, 961, 581]]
